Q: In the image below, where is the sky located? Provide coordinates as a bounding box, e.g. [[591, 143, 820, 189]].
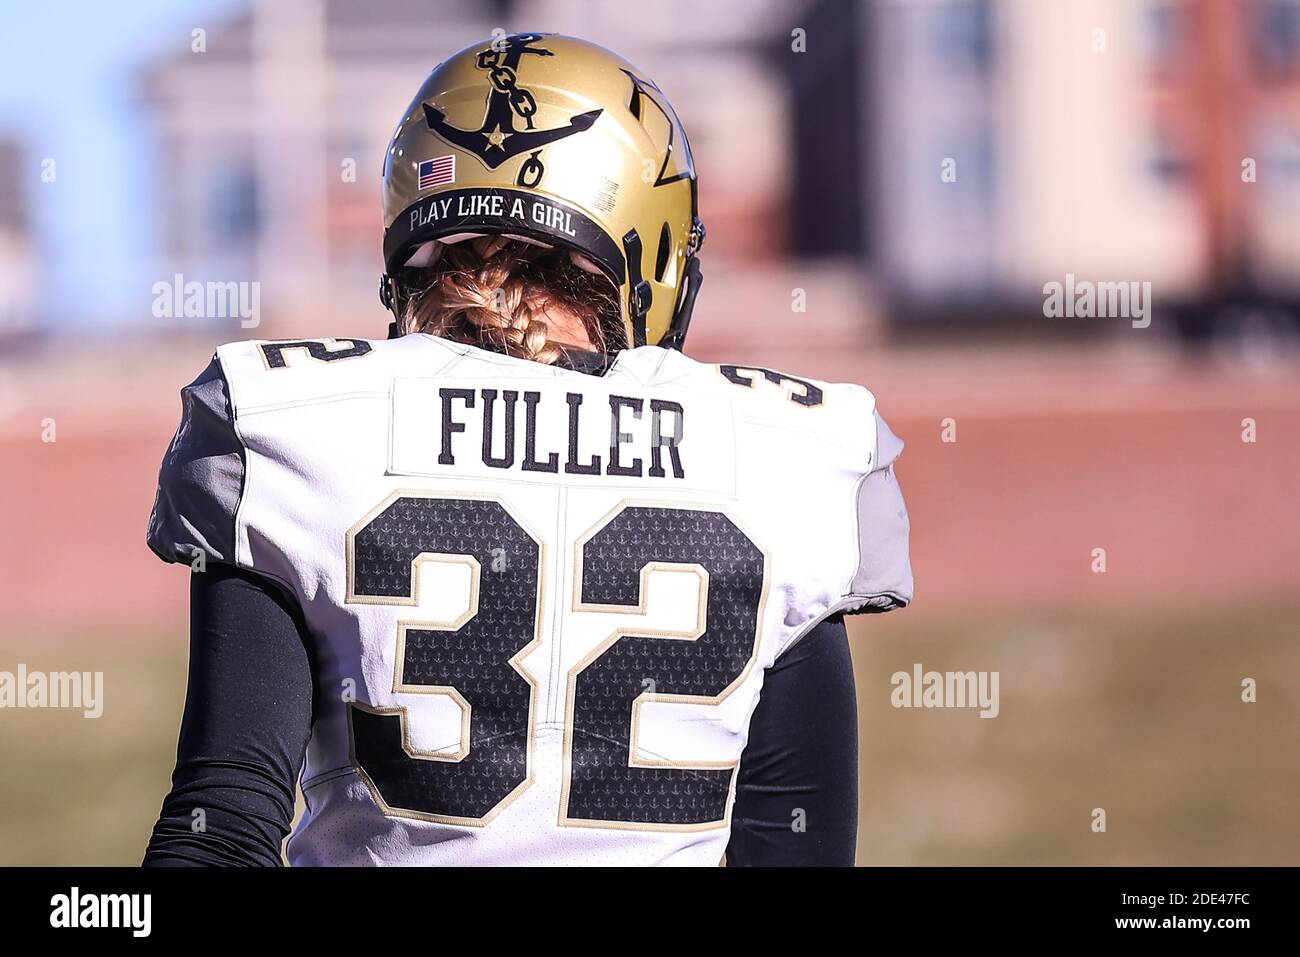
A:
[[0, 0, 245, 329]]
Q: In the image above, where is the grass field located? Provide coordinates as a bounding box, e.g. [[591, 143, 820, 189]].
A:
[[1, 600, 1295, 866], [851, 599, 1300, 865], [0, 625, 188, 866]]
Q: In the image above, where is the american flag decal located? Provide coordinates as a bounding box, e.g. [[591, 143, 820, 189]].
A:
[[418, 155, 455, 189]]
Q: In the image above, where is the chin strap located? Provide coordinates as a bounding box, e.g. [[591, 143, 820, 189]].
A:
[[622, 229, 652, 347], [661, 216, 705, 352], [660, 254, 703, 352], [380, 273, 409, 339], [380, 274, 401, 330]]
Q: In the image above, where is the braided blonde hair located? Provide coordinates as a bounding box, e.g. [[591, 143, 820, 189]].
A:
[[399, 235, 623, 363]]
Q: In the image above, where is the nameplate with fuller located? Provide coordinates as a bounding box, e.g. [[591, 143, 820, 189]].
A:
[[388, 376, 737, 496]]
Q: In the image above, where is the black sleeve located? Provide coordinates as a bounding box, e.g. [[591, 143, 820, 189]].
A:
[[143, 563, 316, 867], [726, 615, 858, 866]]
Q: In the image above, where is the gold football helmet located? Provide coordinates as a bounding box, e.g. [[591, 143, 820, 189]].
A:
[[380, 33, 705, 350]]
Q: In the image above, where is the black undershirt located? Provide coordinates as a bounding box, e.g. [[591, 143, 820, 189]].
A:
[[729, 611, 858, 866], [143, 563, 857, 866]]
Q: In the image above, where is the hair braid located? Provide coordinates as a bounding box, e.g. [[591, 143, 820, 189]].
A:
[[399, 236, 622, 363]]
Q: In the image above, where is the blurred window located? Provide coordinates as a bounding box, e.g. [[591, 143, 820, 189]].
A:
[[1263, 128, 1300, 180], [1255, 0, 1300, 74], [931, 0, 993, 75], [1146, 128, 1195, 186], [951, 126, 997, 207], [1143, 0, 1187, 76], [209, 164, 259, 243], [0, 142, 26, 231]]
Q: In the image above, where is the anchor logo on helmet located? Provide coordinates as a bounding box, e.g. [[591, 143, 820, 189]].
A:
[[422, 33, 603, 175]]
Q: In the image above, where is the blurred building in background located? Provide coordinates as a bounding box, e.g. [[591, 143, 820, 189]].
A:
[[132, 0, 1300, 346], [870, 0, 1300, 334], [137, 0, 817, 344]]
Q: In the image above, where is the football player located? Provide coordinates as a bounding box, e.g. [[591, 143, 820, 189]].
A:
[[143, 33, 912, 867]]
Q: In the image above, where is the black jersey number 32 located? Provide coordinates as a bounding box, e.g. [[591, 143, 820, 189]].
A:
[[346, 492, 768, 829]]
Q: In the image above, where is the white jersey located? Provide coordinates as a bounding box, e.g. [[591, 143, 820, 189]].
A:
[[148, 334, 912, 866]]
